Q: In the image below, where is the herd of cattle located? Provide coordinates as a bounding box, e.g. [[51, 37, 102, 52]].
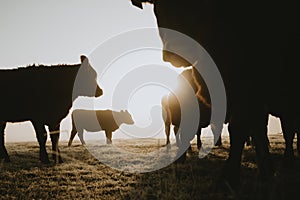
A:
[[0, 0, 299, 193]]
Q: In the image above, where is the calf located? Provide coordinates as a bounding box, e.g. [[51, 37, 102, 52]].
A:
[[0, 55, 103, 163], [68, 109, 134, 146]]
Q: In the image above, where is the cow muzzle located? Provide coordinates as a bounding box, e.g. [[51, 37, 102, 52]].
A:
[[95, 86, 103, 97]]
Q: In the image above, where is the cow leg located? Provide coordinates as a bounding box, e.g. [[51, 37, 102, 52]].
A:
[[297, 130, 300, 156], [225, 119, 247, 189], [165, 122, 171, 145], [211, 123, 222, 147], [174, 126, 181, 147], [105, 131, 112, 144], [32, 121, 49, 163], [77, 130, 86, 145], [196, 127, 202, 150], [251, 115, 274, 199], [281, 117, 295, 161], [187, 126, 194, 152], [162, 95, 170, 145], [177, 125, 195, 163], [68, 126, 78, 147], [252, 122, 273, 176], [173, 126, 187, 163], [49, 124, 63, 164], [0, 122, 10, 162], [245, 136, 252, 146]]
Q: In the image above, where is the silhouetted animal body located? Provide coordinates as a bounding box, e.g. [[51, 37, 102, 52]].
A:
[[68, 109, 134, 146], [0, 55, 103, 163], [162, 69, 222, 150], [131, 0, 300, 190], [269, 100, 300, 159]]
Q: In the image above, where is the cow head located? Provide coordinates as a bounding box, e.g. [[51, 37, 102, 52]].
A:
[[132, 0, 197, 68], [73, 55, 103, 99], [119, 110, 135, 125]]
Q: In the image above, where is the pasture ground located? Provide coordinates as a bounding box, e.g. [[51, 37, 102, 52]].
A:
[[0, 134, 300, 200]]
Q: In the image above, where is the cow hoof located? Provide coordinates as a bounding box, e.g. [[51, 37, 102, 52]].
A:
[[40, 157, 50, 164], [175, 152, 186, 164], [52, 154, 63, 164], [106, 141, 112, 145], [58, 158, 64, 164], [215, 141, 222, 147], [197, 143, 202, 150], [166, 143, 171, 150], [175, 143, 182, 149]]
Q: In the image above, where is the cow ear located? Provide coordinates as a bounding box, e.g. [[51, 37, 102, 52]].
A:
[[131, 0, 143, 9], [80, 55, 89, 63]]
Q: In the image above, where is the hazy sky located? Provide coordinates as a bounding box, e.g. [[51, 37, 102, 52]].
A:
[[0, 0, 282, 142]]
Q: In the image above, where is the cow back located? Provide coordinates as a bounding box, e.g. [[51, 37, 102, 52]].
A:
[[0, 65, 80, 125]]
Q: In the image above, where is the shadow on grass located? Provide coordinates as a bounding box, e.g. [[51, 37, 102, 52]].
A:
[[1, 136, 300, 200], [118, 140, 300, 200]]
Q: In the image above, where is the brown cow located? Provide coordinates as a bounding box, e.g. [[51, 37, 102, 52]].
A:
[[68, 109, 134, 146]]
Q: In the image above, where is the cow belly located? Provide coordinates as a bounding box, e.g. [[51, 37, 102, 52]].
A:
[[0, 110, 39, 123], [75, 118, 103, 132], [83, 126, 103, 132]]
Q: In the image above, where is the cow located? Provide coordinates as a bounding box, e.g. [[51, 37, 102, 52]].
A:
[[130, 0, 300, 191], [0, 55, 103, 163], [269, 100, 300, 160], [68, 109, 134, 146], [162, 69, 222, 150]]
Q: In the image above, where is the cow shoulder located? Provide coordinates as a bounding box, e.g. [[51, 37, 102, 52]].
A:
[[96, 110, 118, 130]]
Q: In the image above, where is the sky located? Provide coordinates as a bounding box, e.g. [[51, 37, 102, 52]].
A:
[[0, 0, 282, 142]]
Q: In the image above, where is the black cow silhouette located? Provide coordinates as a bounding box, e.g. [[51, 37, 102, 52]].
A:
[[162, 69, 222, 150], [269, 101, 300, 159], [0, 55, 103, 163], [68, 109, 134, 146], [131, 0, 300, 190]]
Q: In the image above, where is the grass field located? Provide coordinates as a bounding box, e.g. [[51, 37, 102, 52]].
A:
[[0, 134, 299, 200]]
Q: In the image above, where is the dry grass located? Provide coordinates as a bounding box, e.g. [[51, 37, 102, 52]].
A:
[[1, 134, 300, 200]]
